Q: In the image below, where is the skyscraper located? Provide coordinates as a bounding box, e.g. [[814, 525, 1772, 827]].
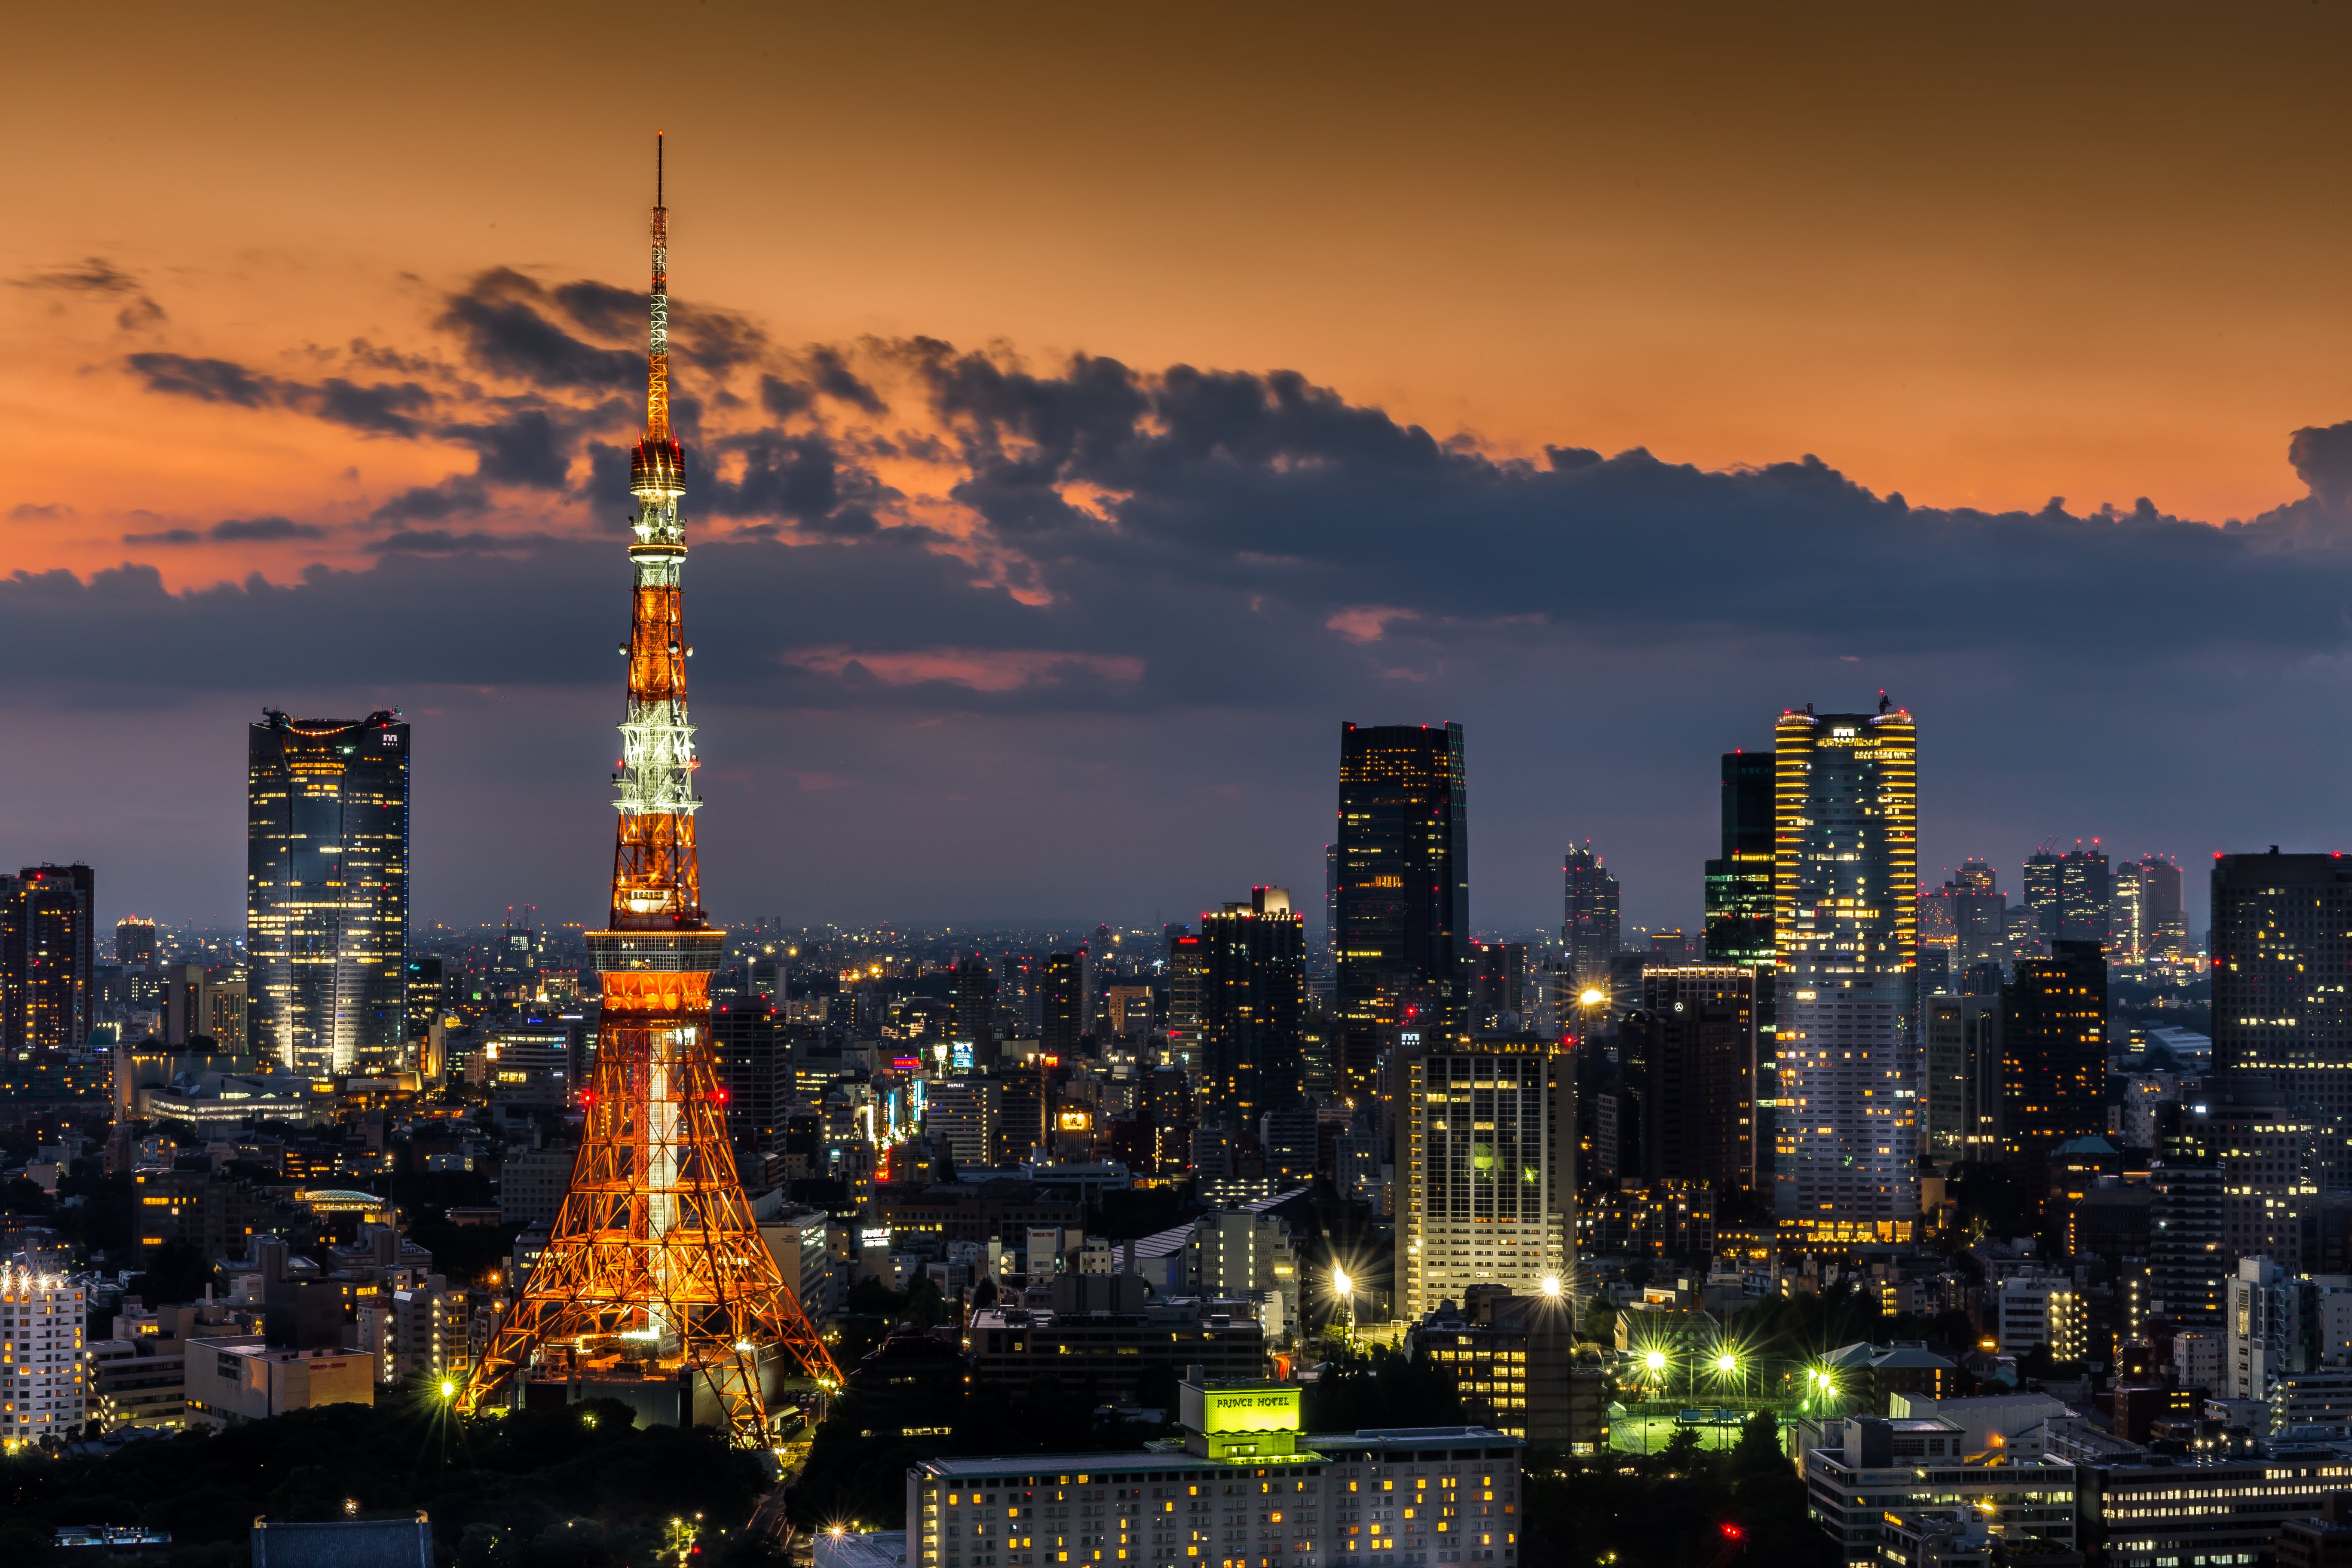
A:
[[2140, 855, 2187, 959], [114, 917, 156, 969], [949, 955, 996, 1062], [1921, 995, 2002, 1161], [1041, 949, 1086, 1057], [1335, 722, 1468, 1097], [1199, 886, 1306, 1139], [248, 710, 409, 1074], [2212, 850, 2352, 1187], [1396, 1034, 1574, 1320], [2, 865, 95, 1055], [1771, 704, 1919, 1245], [1627, 965, 1758, 1193], [2002, 940, 2108, 1163], [2023, 850, 2063, 947], [1703, 752, 1775, 967], [1561, 841, 1620, 985], [2057, 846, 2112, 946]]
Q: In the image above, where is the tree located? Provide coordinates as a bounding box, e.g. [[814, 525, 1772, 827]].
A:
[[1730, 1409, 1783, 1476]]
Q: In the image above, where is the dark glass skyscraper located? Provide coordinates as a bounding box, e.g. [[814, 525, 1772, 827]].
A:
[[1041, 949, 1086, 1057], [2, 864, 95, 1055], [2001, 939, 2107, 1161], [1562, 841, 1619, 986], [1199, 886, 1306, 1138], [1703, 751, 1775, 966], [2213, 850, 2352, 1186], [248, 710, 410, 1075], [1335, 721, 1467, 1097]]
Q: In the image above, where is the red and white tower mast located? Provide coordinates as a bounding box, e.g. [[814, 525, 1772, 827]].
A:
[[461, 137, 839, 1443]]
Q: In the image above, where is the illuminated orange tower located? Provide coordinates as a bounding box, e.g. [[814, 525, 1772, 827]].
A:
[[461, 137, 839, 1443]]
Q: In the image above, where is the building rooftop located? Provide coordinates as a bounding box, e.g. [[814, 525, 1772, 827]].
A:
[[251, 1516, 432, 1568]]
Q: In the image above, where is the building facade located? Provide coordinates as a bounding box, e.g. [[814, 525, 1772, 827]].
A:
[[1702, 753, 1775, 968], [1561, 842, 1620, 988], [248, 710, 410, 1075], [1, 864, 96, 1055], [1772, 706, 1919, 1245], [2214, 851, 2352, 1188], [2002, 940, 2109, 1163], [908, 1377, 1523, 1568], [1335, 722, 1469, 1096], [1199, 888, 1306, 1140], [1921, 994, 2001, 1161], [1396, 1036, 1573, 1320], [1628, 966, 1758, 1193], [0, 1268, 86, 1440]]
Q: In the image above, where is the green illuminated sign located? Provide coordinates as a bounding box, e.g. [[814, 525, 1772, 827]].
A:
[[1200, 1387, 1301, 1435]]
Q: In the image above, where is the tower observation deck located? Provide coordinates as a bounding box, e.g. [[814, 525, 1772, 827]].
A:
[[459, 137, 839, 1444]]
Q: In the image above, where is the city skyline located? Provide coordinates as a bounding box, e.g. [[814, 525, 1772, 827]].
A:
[[12, 16, 2352, 936]]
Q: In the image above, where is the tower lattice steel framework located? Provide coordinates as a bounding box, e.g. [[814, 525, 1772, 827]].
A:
[[460, 137, 840, 1443]]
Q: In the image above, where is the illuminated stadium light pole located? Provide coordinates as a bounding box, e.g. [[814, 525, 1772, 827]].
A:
[[459, 138, 839, 1444]]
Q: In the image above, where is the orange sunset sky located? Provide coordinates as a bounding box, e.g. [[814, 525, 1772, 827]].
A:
[[8, 2, 2352, 929]]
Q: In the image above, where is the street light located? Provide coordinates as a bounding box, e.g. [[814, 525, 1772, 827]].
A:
[[1332, 1270, 1356, 1338]]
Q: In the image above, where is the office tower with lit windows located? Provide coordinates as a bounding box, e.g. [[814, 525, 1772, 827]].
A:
[[711, 995, 790, 1176], [950, 955, 997, 1063], [1472, 942, 1527, 1031], [1771, 704, 1919, 1245], [1562, 841, 1620, 985], [2002, 940, 2108, 1163], [2212, 850, 2352, 1188], [2023, 851, 2062, 946], [1703, 753, 1776, 967], [1041, 950, 1086, 1057], [114, 917, 157, 969], [1626, 965, 1758, 1193], [2141, 856, 2187, 958], [1, 864, 96, 1055], [404, 956, 445, 1078], [1396, 1033, 1573, 1320], [1922, 995, 2002, 1161], [248, 709, 410, 1075], [1334, 722, 1468, 1097], [1164, 933, 1204, 1069], [1199, 887, 1306, 1138], [2058, 847, 2112, 946]]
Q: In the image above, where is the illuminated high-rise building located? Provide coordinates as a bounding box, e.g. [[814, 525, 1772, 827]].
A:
[[1334, 722, 1468, 1096], [1771, 704, 1919, 1244], [1703, 752, 1775, 967], [2002, 940, 2108, 1162], [2140, 855, 2187, 958], [114, 917, 157, 969], [2057, 846, 2111, 946], [1561, 841, 1619, 985], [247, 710, 409, 1074], [1041, 949, 1086, 1056], [1396, 1034, 1573, 1320], [2, 864, 95, 1056], [2213, 850, 2352, 1189], [1198, 886, 1305, 1139]]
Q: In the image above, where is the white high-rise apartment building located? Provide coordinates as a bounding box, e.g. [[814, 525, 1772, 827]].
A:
[[1396, 1036, 1573, 1320], [1772, 706, 1920, 1246], [2, 1268, 87, 1441]]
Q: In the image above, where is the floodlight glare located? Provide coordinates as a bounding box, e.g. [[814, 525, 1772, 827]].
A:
[[1579, 988, 1605, 1006], [1644, 1351, 1666, 1372], [1334, 1271, 1352, 1296], [1715, 1354, 1736, 1373], [1539, 1275, 1562, 1297]]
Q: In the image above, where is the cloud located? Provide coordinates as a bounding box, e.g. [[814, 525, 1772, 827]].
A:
[[127, 353, 432, 437], [13, 257, 168, 329], [783, 645, 1146, 693], [122, 516, 325, 545], [2290, 420, 2352, 511], [10, 503, 78, 524], [438, 269, 643, 392]]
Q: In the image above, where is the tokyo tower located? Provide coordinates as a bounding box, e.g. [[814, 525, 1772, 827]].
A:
[[460, 136, 840, 1444]]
